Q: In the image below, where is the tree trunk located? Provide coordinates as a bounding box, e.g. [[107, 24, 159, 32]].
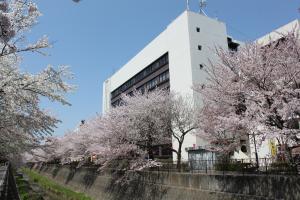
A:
[[147, 134, 154, 160], [284, 144, 293, 163], [148, 146, 154, 160], [177, 143, 182, 172]]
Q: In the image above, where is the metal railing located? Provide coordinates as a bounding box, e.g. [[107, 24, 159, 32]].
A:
[[151, 158, 300, 175], [35, 157, 300, 176]]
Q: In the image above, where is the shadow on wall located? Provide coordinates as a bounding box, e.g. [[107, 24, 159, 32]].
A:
[[105, 170, 168, 200], [62, 166, 98, 189], [31, 163, 300, 200], [36, 163, 60, 178], [214, 174, 300, 199], [51, 166, 61, 178], [81, 167, 98, 189], [65, 167, 76, 184]]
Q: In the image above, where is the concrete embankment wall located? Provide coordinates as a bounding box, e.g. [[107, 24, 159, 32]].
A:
[[32, 164, 300, 200]]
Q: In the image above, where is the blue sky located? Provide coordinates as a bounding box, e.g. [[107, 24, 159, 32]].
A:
[[21, 0, 299, 136]]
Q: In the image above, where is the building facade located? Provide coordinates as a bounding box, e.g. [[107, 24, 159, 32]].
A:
[[102, 10, 241, 161], [103, 7, 300, 162]]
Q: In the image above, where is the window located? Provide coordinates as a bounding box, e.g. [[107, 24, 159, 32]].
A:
[[110, 53, 169, 101], [196, 27, 200, 32], [199, 64, 204, 69], [240, 139, 247, 153], [158, 71, 169, 83], [198, 45, 202, 51]]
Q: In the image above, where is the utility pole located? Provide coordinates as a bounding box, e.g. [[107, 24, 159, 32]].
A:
[[252, 132, 259, 169]]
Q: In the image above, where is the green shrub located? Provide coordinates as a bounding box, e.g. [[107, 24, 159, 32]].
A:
[[269, 162, 297, 173]]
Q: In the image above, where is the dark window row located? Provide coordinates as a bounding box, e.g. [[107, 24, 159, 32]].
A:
[[111, 70, 170, 107], [111, 99, 122, 107], [143, 70, 169, 91], [111, 53, 169, 99]]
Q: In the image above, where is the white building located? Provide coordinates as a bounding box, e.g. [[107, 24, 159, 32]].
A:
[[102, 7, 299, 161], [102, 10, 240, 161], [256, 19, 300, 46]]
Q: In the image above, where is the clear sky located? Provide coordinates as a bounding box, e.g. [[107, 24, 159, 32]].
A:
[[21, 0, 299, 136]]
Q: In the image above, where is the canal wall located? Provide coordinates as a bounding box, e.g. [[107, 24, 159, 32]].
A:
[[0, 163, 20, 200], [32, 164, 300, 200]]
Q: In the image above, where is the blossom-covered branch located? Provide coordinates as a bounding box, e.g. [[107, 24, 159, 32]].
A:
[[194, 31, 300, 156], [0, 0, 74, 161]]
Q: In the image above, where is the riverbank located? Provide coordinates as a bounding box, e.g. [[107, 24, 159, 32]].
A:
[[17, 168, 92, 200], [32, 163, 300, 200]]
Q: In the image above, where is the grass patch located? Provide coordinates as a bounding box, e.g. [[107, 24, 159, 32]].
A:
[[22, 168, 92, 200], [16, 175, 44, 200]]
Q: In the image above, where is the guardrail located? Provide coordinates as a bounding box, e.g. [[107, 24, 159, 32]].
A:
[[0, 162, 20, 200]]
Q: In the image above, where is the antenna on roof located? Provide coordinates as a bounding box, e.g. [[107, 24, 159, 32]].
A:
[[199, 0, 207, 16], [186, 0, 190, 11]]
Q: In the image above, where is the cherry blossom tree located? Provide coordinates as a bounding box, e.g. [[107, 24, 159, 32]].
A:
[[0, 0, 49, 57], [120, 90, 171, 158], [0, 0, 74, 160], [94, 90, 171, 170], [26, 116, 110, 166], [28, 90, 198, 172], [56, 119, 109, 165], [93, 91, 196, 170], [194, 31, 300, 159], [29, 90, 169, 169], [169, 95, 198, 170]]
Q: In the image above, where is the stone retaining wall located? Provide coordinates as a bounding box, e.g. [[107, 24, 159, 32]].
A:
[[33, 164, 300, 200], [0, 163, 20, 200]]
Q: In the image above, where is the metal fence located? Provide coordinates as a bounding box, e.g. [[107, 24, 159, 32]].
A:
[[151, 158, 300, 175]]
